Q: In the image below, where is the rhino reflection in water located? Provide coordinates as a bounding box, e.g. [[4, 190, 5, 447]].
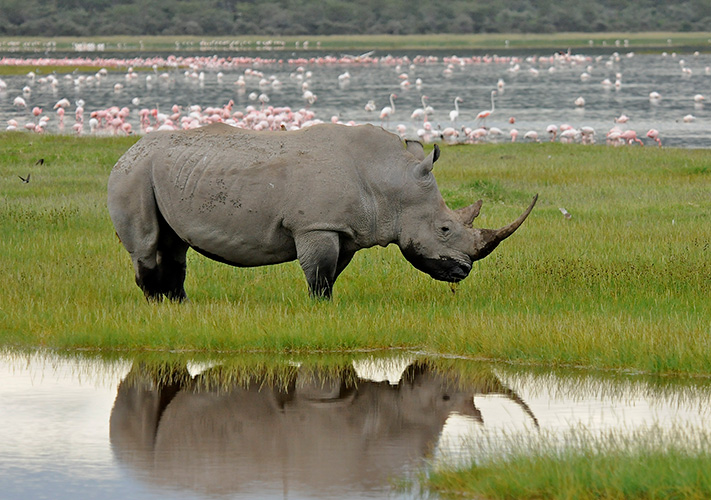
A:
[[110, 361, 537, 496], [107, 123, 536, 299]]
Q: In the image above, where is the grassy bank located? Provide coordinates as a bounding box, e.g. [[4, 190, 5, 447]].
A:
[[1, 32, 710, 55], [1, 132, 710, 375], [423, 427, 711, 499]]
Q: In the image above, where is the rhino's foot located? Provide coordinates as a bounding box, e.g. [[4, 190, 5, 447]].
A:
[[165, 289, 188, 302], [136, 259, 188, 303], [308, 283, 334, 300], [136, 261, 164, 302]]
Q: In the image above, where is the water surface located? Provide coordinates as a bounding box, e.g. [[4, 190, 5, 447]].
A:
[[2, 352, 711, 499], [1, 49, 709, 147]]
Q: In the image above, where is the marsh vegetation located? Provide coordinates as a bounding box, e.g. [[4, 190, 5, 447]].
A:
[[2, 132, 709, 378]]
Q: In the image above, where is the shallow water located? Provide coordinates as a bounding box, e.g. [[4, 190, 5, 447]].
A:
[[0, 49, 709, 147], [2, 351, 711, 499]]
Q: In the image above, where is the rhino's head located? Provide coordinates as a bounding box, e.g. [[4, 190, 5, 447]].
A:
[[398, 143, 537, 283]]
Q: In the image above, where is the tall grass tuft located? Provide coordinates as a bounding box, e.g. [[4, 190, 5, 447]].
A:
[[424, 426, 711, 499]]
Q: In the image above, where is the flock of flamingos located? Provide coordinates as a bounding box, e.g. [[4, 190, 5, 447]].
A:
[[1, 49, 706, 147]]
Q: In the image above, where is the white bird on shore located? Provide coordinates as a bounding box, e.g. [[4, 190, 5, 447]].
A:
[[379, 93, 397, 126], [449, 96, 462, 123]]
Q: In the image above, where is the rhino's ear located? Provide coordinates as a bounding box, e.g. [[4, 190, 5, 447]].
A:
[[414, 144, 440, 179], [405, 139, 425, 160]]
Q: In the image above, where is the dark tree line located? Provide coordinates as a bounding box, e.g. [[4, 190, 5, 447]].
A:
[[0, 0, 709, 37]]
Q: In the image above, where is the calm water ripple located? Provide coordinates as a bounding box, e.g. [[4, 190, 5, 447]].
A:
[[2, 352, 711, 499]]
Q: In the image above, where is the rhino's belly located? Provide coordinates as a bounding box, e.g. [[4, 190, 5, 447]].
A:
[[172, 211, 297, 267], [155, 186, 297, 267]]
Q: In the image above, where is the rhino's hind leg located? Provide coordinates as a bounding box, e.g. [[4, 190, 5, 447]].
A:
[[130, 214, 189, 303], [156, 226, 189, 302], [295, 231, 345, 300]]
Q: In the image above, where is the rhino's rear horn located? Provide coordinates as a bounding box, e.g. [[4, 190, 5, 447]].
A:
[[456, 199, 483, 226], [472, 194, 538, 260]]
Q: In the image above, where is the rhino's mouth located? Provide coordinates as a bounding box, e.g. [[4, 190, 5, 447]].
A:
[[428, 259, 472, 282], [401, 246, 472, 282]]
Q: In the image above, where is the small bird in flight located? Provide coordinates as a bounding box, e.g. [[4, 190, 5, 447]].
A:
[[19, 173, 31, 183], [559, 207, 572, 219]]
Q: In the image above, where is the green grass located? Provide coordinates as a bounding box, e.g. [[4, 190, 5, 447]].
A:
[[1, 32, 710, 55], [422, 427, 711, 499], [1, 132, 710, 376]]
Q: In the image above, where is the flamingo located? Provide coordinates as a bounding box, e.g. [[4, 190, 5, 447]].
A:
[[607, 126, 623, 146], [476, 90, 496, 124], [559, 128, 580, 143], [646, 129, 662, 147], [441, 126, 459, 143], [449, 96, 463, 123], [410, 95, 430, 122], [546, 124, 558, 141], [580, 126, 596, 144], [53, 98, 70, 109], [523, 130, 539, 142], [379, 93, 397, 127], [620, 129, 643, 145]]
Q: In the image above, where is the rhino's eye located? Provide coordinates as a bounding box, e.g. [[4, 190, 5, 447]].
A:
[[440, 225, 451, 235]]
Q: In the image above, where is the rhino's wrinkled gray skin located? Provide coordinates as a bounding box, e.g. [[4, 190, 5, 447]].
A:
[[108, 122, 537, 300]]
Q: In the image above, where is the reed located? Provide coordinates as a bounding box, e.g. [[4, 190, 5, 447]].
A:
[[1, 132, 710, 376], [423, 427, 711, 499]]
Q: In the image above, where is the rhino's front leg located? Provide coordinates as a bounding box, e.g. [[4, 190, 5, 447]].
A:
[[295, 231, 343, 299]]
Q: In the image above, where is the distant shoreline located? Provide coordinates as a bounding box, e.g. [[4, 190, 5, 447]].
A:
[[1, 32, 710, 54]]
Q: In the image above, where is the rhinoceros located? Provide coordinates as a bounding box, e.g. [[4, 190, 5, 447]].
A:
[[107, 122, 536, 300]]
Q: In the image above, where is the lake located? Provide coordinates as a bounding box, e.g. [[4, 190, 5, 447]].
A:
[[0, 49, 709, 147], [2, 351, 710, 499]]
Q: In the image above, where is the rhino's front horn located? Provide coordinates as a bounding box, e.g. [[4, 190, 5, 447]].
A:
[[471, 194, 538, 261]]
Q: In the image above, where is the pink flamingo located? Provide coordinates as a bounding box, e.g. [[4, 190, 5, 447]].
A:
[[56, 107, 65, 129], [607, 127, 623, 146], [620, 129, 643, 145], [546, 124, 558, 141], [476, 90, 496, 125], [646, 129, 662, 147], [523, 130, 539, 142], [441, 126, 459, 143], [75, 106, 84, 125], [580, 126, 596, 144]]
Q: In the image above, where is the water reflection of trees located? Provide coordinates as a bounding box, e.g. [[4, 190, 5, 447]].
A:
[[109, 356, 536, 496]]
